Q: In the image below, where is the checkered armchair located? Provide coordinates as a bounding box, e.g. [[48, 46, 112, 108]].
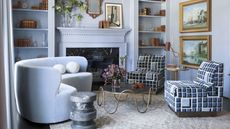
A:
[[165, 61, 224, 114], [127, 55, 165, 92]]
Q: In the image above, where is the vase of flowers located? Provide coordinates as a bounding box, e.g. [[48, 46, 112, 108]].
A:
[[101, 64, 126, 86], [112, 78, 121, 87], [54, 0, 87, 27]]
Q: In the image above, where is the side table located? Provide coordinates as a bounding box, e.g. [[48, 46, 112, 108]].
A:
[[166, 67, 180, 80], [70, 92, 97, 129]]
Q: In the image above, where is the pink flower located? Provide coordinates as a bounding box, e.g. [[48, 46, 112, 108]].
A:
[[101, 64, 126, 85]]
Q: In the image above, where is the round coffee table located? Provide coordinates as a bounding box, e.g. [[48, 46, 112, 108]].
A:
[[97, 83, 153, 114]]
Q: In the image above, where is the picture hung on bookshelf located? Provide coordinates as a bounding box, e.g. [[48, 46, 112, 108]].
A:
[[179, 0, 211, 33], [105, 3, 123, 29], [180, 35, 211, 68]]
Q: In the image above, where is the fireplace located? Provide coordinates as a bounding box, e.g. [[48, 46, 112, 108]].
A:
[[57, 27, 131, 84], [67, 48, 119, 82]]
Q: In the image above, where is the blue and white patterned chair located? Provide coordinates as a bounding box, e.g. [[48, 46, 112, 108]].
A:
[[165, 61, 224, 116], [127, 55, 165, 93]]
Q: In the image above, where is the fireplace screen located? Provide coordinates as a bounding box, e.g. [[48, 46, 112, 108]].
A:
[[66, 48, 119, 82]]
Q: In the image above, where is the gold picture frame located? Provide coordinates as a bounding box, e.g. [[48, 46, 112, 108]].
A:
[[180, 35, 211, 68], [105, 3, 123, 29], [179, 0, 211, 33]]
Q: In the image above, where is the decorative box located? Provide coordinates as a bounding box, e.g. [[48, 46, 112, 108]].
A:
[[15, 39, 32, 47], [20, 20, 37, 28]]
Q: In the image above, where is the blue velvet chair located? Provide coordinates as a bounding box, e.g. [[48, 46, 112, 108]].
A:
[[165, 61, 224, 116]]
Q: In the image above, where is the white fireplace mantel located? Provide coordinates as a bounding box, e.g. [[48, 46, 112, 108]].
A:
[[57, 27, 131, 43], [57, 27, 131, 66]]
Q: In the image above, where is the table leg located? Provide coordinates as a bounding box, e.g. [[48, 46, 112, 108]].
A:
[[103, 90, 130, 114], [97, 87, 104, 106], [174, 71, 178, 80], [114, 93, 129, 101], [135, 87, 153, 113]]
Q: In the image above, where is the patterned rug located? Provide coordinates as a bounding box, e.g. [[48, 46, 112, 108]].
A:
[[50, 93, 230, 129]]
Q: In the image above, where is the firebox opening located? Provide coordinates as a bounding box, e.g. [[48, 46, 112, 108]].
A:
[[66, 48, 119, 85]]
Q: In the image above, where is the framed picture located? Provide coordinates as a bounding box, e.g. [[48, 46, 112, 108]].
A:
[[179, 0, 211, 33], [105, 3, 123, 28], [180, 35, 211, 68]]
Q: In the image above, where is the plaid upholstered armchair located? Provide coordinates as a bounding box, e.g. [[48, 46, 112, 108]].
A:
[[165, 61, 224, 116], [127, 55, 165, 93]]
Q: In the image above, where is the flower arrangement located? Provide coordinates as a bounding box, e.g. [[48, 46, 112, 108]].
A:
[[54, 0, 87, 25], [101, 64, 126, 85]]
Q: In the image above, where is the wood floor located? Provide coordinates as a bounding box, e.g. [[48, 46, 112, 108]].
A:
[[12, 97, 230, 129]]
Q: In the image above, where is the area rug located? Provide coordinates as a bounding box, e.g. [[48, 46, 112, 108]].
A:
[[50, 93, 230, 129]]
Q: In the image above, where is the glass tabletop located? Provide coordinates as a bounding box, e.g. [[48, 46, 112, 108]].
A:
[[101, 82, 151, 94]]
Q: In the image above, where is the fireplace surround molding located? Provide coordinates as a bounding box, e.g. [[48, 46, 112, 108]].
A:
[[57, 27, 131, 67]]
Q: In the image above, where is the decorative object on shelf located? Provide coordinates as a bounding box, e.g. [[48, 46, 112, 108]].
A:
[[41, 33, 47, 47], [179, 0, 211, 33], [154, 9, 165, 16], [15, 39, 32, 47], [140, 7, 151, 15], [54, 0, 87, 27], [99, 20, 109, 28], [21, 0, 29, 9], [33, 40, 38, 47], [39, 0, 48, 10], [101, 64, 126, 86], [150, 38, 160, 46], [180, 35, 211, 68], [13, 1, 23, 8], [20, 19, 37, 28], [160, 9, 165, 16], [153, 25, 165, 32], [86, 0, 103, 19], [105, 3, 123, 29]]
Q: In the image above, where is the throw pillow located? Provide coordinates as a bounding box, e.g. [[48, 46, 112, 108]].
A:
[[53, 64, 66, 74], [66, 61, 80, 73]]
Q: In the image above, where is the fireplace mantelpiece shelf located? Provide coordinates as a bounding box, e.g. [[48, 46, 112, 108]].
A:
[[57, 27, 131, 68], [57, 27, 131, 35]]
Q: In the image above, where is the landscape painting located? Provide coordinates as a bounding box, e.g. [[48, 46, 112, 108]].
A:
[[179, 0, 211, 32], [180, 36, 211, 68]]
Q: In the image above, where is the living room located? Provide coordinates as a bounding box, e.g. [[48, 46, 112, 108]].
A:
[[1, 0, 230, 129]]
